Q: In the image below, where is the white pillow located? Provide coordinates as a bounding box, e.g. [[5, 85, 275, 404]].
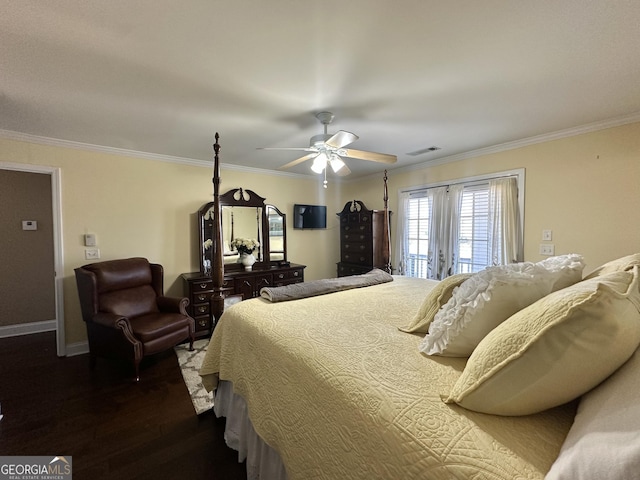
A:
[[537, 253, 588, 290], [420, 254, 584, 357], [545, 347, 640, 479]]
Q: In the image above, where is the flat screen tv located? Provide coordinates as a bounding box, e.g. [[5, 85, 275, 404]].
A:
[[293, 204, 327, 229]]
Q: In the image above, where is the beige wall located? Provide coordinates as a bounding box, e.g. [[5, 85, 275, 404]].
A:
[[0, 138, 343, 345], [2, 120, 638, 347], [346, 122, 640, 275]]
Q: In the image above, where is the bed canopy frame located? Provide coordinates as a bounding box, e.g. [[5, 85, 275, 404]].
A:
[[208, 133, 392, 321]]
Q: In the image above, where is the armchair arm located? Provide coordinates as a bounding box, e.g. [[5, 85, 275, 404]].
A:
[[157, 296, 190, 316], [92, 312, 139, 345], [92, 312, 128, 329]]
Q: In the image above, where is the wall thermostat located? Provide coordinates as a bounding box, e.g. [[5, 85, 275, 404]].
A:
[[84, 233, 97, 246], [22, 220, 37, 231]]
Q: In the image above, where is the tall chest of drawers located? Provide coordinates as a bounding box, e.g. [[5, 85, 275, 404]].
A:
[[337, 200, 391, 277]]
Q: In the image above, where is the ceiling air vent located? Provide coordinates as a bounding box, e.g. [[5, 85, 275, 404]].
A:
[[406, 146, 442, 156]]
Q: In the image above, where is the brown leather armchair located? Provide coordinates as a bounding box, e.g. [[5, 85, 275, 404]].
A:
[[75, 257, 195, 381]]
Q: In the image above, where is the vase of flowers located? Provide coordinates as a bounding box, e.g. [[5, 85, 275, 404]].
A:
[[230, 238, 260, 271]]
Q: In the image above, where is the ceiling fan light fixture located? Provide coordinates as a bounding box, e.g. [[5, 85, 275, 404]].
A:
[[329, 155, 345, 173], [311, 152, 328, 174]]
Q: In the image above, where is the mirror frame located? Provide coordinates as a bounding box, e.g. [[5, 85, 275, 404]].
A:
[[266, 204, 287, 263], [198, 188, 287, 274]]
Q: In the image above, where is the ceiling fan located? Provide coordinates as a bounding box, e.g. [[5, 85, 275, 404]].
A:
[[258, 112, 397, 186]]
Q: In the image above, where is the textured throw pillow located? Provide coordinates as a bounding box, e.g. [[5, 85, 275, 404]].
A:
[[445, 267, 640, 416], [583, 252, 640, 280], [399, 273, 472, 334], [545, 347, 640, 480], [537, 254, 588, 290], [420, 254, 585, 357]]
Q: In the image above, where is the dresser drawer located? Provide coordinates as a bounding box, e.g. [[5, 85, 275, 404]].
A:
[[191, 279, 213, 293], [337, 262, 373, 277], [341, 231, 369, 242], [253, 273, 273, 292], [192, 301, 210, 317], [234, 273, 274, 299], [341, 250, 370, 265], [273, 268, 304, 282], [191, 291, 211, 305], [194, 315, 211, 332]]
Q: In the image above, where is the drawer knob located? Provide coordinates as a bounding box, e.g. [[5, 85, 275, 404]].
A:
[[293, 271, 299, 277], [197, 306, 207, 313], [197, 294, 206, 301], [198, 319, 208, 327], [199, 283, 208, 289]]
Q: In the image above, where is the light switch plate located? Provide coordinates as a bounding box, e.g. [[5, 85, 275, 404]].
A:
[[85, 248, 101, 260], [539, 244, 555, 256], [542, 229, 552, 241], [22, 220, 37, 231]]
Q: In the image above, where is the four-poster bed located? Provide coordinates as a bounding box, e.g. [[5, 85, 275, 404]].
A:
[[199, 134, 640, 480]]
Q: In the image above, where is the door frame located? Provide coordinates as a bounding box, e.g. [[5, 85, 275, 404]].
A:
[[0, 162, 65, 356]]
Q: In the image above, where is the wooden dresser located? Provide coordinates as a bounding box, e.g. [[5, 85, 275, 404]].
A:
[[181, 263, 305, 336], [337, 200, 391, 277]]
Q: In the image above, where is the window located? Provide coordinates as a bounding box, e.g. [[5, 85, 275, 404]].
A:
[[458, 185, 490, 274], [406, 196, 431, 277], [395, 171, 523, 279]]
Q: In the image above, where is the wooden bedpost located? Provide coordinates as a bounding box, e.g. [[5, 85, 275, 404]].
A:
[[383, 170, 392, 274], [211, 133, 225, 324]]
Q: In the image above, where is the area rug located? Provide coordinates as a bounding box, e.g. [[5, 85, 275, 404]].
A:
[[174, 339, 213, 415]]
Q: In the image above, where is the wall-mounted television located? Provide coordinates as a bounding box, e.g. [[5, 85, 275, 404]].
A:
[[293, 204, 327, 229]]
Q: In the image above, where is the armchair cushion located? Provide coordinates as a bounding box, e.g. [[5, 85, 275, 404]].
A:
[[129, 312, 193, 343], [100, 285, 159, 318]]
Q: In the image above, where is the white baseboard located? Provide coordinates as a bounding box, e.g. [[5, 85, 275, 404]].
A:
[[0, 320, 56, 338], [65, 341, 90, 357], [0, 321, 89, 357]]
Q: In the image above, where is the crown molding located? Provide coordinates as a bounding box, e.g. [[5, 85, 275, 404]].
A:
[[0, 128, 318, 180], [3, 110, 639, 183], [362, 111, 640, 181]]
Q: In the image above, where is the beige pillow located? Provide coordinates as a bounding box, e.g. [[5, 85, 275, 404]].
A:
[[583, 253, 640, 280], [445, 267, 640, 416], [420, 254, 585, 357], [399, 273, 472, 334]]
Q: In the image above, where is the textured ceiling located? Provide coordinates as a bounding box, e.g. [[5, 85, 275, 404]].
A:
[[2, 1, 640, 179]]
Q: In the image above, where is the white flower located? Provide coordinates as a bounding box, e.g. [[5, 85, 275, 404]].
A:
[[230, 237, 260, 254], [203, 239, 213, 250]]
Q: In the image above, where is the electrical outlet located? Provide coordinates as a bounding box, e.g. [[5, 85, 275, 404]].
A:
[[539, 244, 555, 256], [85, 248, 101, 260], [542, 229, 552, 241]]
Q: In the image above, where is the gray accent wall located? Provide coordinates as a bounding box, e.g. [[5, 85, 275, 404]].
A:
[[0, 169, 56, 327]]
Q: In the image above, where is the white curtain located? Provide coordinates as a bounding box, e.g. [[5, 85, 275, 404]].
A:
[[394, 191, 411, 275], [427, 185, 463, 280], [488, 177, 521, 265]]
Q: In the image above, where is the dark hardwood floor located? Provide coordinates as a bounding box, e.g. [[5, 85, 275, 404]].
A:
[[0, 332, 247, 480]]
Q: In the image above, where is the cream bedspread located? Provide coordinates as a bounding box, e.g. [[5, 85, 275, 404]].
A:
[[200, 276, 576, 480]]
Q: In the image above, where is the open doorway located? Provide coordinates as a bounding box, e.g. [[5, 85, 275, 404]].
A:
[[0, 163, 65, 356]]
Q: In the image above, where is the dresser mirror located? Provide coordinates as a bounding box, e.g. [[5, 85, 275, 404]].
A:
[[267, 204, 287, 262], [198, 188, 287, 274]]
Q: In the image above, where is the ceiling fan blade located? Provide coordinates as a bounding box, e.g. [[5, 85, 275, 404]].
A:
[[341, 149, 397, 164], [258, 147, 315, 152], [325, 130, 358, 149], [278, 153, 318, 170]]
